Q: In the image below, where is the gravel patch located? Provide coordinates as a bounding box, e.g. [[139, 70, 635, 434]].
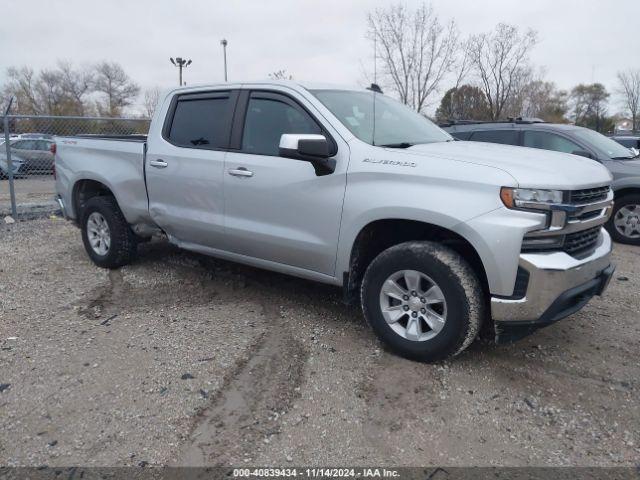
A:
[[0, 218, 638, 466]]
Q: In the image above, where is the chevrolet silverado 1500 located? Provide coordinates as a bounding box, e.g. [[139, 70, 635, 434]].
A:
[[55, 81, 615, 362]]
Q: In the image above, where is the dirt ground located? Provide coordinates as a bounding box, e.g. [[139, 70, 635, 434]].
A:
[[0, 218, 638, 467]]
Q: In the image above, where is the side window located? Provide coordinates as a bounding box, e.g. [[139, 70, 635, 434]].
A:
[[11, 141, 25, 150], [523, 131, 582, 154], [18, 140, 36, 150], [37, 140, 49, 151], [167, 93, 232, 149], [242, 95, 321, 156], [469, 130, 519, 146]]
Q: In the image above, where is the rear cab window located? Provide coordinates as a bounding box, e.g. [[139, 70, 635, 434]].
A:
[[165, 91, 236, 150]]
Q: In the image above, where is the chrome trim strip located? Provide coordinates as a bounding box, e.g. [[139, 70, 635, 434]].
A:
[[523, 191, 614, 237]]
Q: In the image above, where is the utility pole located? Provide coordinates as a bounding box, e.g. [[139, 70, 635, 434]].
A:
[[220, 39, 228, 82], [170, 57, 192, 86]]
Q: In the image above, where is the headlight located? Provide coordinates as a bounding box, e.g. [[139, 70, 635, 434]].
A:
[[500, 187, 564, 209]]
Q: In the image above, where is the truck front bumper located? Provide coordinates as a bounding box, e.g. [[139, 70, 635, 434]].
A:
[[491, 229, 614, 343]]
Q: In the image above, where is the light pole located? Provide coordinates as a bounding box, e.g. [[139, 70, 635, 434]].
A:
[[220, 39, 228, 82], [170, 57, 192, 86]]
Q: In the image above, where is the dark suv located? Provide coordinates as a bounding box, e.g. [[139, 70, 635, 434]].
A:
[[442, 120, 640, 245], [611, 135, 640, 151]]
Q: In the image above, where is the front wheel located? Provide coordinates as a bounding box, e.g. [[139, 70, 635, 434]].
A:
[[606, 195, 640, 245], [81, 196, 137, 268], [361, 241, 484, 362]]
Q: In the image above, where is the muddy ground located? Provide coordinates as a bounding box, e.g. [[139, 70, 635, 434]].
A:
[[0, 218, 638, 467]]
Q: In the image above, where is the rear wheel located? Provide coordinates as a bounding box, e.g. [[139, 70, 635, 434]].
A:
[[81, 196, 137, 268], [606, 195, 640, 245], [361, 241, 484, 362]]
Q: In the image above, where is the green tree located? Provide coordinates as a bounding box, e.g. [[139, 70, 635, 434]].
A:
[[435, 85, 491, 122], [570, 83, 610, 132]]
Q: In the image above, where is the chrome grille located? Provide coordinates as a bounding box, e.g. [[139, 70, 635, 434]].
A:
[[569, 186, 610, 205], [563, 226, 601, 256]]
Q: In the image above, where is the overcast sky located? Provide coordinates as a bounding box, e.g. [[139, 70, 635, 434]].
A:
[[1, 0, 639, 114]]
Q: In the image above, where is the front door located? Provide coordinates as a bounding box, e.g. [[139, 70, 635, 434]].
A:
[[223, 90, 348, 276], [146, 90, 237, 248]]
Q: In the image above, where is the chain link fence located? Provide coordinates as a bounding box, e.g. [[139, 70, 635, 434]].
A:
[[1, 114, 150, 219]]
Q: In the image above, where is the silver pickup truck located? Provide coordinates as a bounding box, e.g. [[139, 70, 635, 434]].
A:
[[55, 81, 615, 362]]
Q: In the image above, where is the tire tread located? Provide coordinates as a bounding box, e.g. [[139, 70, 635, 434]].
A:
[[360, 241, 484, 362], [81, 196, 137, 268]]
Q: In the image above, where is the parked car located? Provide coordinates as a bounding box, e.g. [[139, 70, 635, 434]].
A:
[[55, 82, 614, 362], [611, 135, 640, 157], [0, 138, 55, 174], [19, 133, 55, 140], [0, 140, 23, 178], [610, 135, 640, 149], [442, 120, 640, 245], [0, 154, 23, 179]]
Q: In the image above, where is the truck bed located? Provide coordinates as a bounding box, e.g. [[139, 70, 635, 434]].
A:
[[55, 135, 152, 226]]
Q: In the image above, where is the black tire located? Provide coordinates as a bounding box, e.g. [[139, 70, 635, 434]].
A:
[[81, 196, 137, 268], [605, 195, 640, 245], [361, 241, 484, 362]]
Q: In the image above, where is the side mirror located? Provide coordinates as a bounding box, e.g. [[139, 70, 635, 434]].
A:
[[572, 150, 594, 159], [279, 134, 336, 175]]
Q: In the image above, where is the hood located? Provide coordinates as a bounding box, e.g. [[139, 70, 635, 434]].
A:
[[401, 141, 612, 190], [613, 158, 640, 170]]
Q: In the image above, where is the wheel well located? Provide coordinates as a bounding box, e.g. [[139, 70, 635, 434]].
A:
[[614, 188, 640, 201], [344, 219, 489, 305], [72, 180, 115, 219]]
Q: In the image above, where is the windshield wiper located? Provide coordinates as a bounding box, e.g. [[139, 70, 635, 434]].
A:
[[611, 156, 636, 160], [379, 142, 414, 148]]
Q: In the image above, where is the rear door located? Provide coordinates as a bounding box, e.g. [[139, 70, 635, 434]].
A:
[[222, 89, 348, 275], [145, 90, 238, 248]]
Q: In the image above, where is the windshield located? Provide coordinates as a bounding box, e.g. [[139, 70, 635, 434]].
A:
[[573, 128, 637, 159], [311, 89, 452, 146]]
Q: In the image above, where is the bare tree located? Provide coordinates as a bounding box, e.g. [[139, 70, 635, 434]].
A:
[[452, 40, 472, 90], [3, 67, 41, 114], [520, 81, 568, 122], [4, 66, 72, 115], [58, 61, 94, 115], [617, 69, 640, 131], [143, 87, 162, 118], [367, 3, 459, 113], [94, 61, 140, 117], [34, 68, 67, 115], [467, 23, 537, 120]]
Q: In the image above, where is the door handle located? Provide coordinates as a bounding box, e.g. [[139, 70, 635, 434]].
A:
[[149, 159, 168, 168], [228, 167, 253, 177]]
